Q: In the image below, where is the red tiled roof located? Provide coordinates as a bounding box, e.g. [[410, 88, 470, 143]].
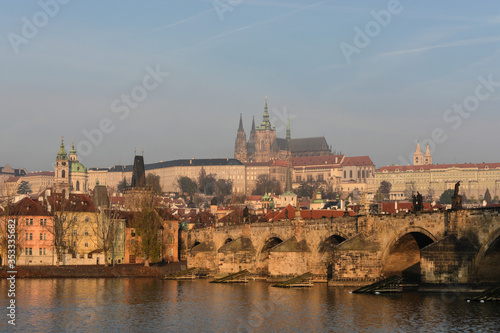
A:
[[291, 155, 344, 167], [246, 195, 262, 201], [270, 160, 289, 167], [110, 196, 125, 205], [5, 176, 20, 183], [45, 193, 97, 212], [265, 204, 355, 221], [3, 197, 52, 217], [378, 162, 500, 172], [380, 201, 436, 214], [341, 156, 375, 167]]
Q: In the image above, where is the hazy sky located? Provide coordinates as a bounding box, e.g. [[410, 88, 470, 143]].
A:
[[1, 0, 499, 172]]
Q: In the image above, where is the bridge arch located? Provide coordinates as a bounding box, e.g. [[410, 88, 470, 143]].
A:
[[474, 227, 500, 282], [382, 227, 436, 281], [255, 234, 285, 274], [217, 237, 234, 251], [315, 233, 347, 255]]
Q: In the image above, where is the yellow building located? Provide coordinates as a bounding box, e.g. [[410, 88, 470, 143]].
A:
[[372, 143, 500, 201]]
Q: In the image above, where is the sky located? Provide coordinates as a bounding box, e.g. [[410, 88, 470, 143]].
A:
[[1, 0, 499, 172]]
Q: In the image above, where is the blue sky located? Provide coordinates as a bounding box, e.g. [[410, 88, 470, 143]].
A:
[[1, 0, 499, 171]]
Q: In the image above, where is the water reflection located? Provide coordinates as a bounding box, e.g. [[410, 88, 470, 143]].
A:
[[0, 279, 499, 332]]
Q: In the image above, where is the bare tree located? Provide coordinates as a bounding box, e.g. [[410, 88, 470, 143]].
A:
[[132, 195, 165, 267], [91, 209, 120, 266], [43, 194, 80, 266]]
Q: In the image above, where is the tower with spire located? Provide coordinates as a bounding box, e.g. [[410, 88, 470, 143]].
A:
[[424, 143, 432, 165], [54, 138, 88, 194], [234, 114, 248, 161], [54, 137, 70, 193], [413, 141, 424, 166]]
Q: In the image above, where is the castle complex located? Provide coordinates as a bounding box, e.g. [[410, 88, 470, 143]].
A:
[[234, 97, 332, 163]]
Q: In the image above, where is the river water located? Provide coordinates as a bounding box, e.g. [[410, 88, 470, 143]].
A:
[[0, 278, 499, 332]]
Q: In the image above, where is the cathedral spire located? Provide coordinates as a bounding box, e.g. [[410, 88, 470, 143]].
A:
[[238, 113, 244, 132], [260, 96, 272, 130]]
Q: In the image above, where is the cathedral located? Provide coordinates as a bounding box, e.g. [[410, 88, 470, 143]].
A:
[[234, 97, 333, 163], [54, 137, 88, 194]]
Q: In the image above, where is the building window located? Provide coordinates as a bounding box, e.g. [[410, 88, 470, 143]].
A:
[[62, 170, 65, 178], [131, 229, 135, 237], [169, 249, 173, 256], [350, 170, 353, 178], [169, 223, 173, 230], [40, 233, 43, 240], [44, 233, 47, 240], [84, 242, 88, 247], [39, 248, 43, 255], [296, 176, 302, 182], [29, 248, 32, 255], [85, 229, 89, 236], [362, 170, 365, 178]]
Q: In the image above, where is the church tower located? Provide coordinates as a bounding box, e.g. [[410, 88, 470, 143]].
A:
[[249, 116, 256, 144], [424, 143, 432, 165], [234, 114, 248, 162], [54, 137, 70, 193], [254, 97, 277, 162], [68, 139, 88, 193], [413, 142, 424, 166], [286, 117, 291, 142]]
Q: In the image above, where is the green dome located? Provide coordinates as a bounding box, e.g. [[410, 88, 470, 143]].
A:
[[70, 161, 87, 173], [57, 139, 67, 161]]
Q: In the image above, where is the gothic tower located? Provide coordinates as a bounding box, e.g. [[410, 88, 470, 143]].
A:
[[234, 114, 248, 162], [254, 97, 277, 162], [413, 142, 424, 166], [424, 143, 432, 165]]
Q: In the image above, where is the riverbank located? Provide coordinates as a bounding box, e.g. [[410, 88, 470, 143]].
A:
[[0, 261, 186, 278]]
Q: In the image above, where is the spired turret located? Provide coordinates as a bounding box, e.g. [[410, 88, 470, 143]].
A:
[[234, 113, 248, 162]]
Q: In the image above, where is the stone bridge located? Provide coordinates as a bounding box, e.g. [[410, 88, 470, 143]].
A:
[[185, 208, 500, 285]]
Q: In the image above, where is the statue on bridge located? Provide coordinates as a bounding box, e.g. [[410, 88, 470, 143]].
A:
[[452, 181, 462, 210], [412, 192, 424, 212], [243, 206, 249, 224]]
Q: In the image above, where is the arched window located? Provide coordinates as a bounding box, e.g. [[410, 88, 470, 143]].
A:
[[349, 170, 352, 178], [62, 170, 65, 178], [76, 181, 80, 191]]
